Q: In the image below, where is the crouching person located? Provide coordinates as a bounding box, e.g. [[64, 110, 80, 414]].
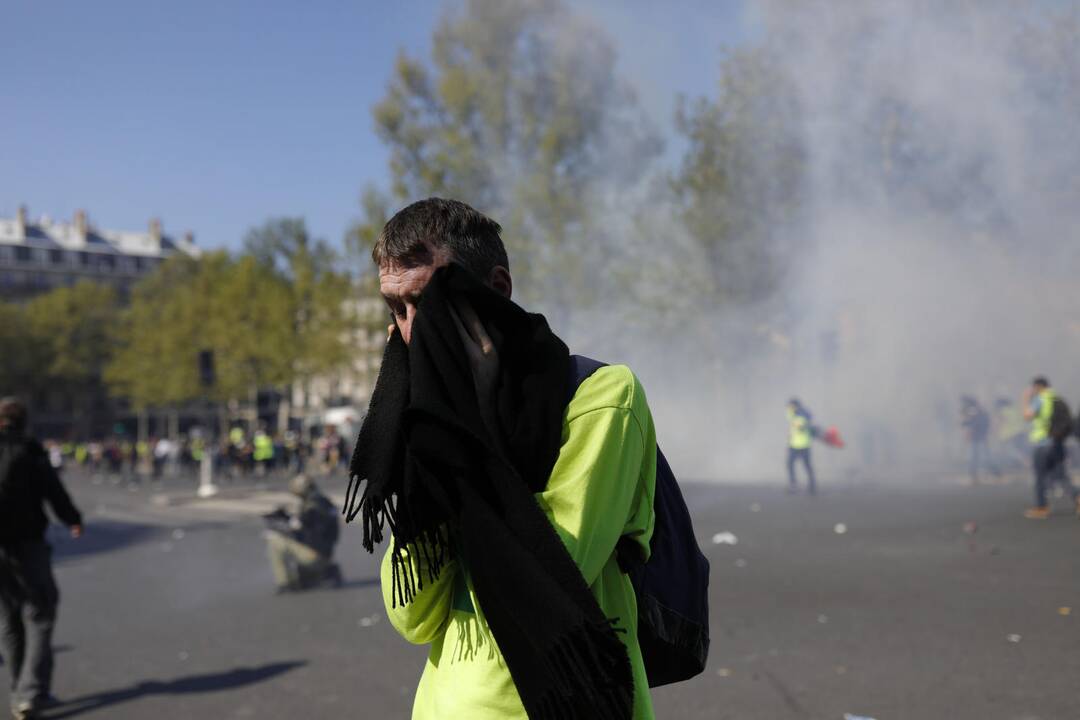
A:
[[264, 474, 342, 593]]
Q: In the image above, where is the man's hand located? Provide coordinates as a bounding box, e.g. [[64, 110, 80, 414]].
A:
[[449, 297, 507, 453], [70, 524, 83, 539], [450, 298, 499, 404]]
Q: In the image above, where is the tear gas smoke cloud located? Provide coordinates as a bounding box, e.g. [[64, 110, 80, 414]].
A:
[[558, 0, 1080, 482]]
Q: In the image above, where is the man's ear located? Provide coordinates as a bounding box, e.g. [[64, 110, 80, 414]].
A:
[[488, 266, 512, 299]]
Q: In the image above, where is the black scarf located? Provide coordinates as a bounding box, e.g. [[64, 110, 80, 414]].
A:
[[345, 264, 633, 719]]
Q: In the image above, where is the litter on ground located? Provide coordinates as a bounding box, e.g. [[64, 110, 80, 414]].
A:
[[712, 532, 738, 545]]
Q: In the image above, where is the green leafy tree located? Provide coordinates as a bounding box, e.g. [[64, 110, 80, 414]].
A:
[[356, 0, 661, 321], [25, 281, 119, 385], [106, 254, 205, 410], [203, 253, 295, 405], [671, 47, 806, 306], [0, 301, 47, 398], [244, 218, 361, 409], [345, 187, 390, 291], [25, 281, 119, 434], [108, 251, 294, 419]]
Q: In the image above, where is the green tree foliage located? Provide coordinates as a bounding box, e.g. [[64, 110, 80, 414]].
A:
[[0, 301, 47, 397], [25, 281, 119, 389], [243, 218, 359, 396], [107, 251, 293, 410], [357, 0, 661, 318], [208, 253, 295, 401], [345, 187, 390, 289], [671, 47, 806, 306], [20, 282, 120, 434], [107, 220, 362, 416], [105, 254, 204, 409]]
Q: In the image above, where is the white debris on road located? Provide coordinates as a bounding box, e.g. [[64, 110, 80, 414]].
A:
[[712, 532, 738, 545]]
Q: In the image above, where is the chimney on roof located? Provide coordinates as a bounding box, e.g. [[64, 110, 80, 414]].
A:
[[183, 230, 194, 245], [16, 205, 27, 237], [74, 209, 88, 242], [149, 217, 162, 248]]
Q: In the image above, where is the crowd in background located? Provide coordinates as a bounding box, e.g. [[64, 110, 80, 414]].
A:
[[39, 424, 351, 483]]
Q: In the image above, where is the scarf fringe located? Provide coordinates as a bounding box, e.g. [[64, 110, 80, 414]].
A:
[[526, 616, 635, 720], [343, 473, 449, 608], [342, 472, 396, 552], [388, 526, 448, 607]]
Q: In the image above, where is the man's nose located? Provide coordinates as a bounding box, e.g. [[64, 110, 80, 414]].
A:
[[400, 305, 418, 345]]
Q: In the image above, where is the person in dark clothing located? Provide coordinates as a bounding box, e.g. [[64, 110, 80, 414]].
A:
[[263, 474, 341, 593], [0, 398, 83, 720], [960, 395, 997, 483]]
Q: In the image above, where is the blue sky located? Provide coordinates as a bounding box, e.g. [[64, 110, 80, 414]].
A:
[[1, 1, 746, 252]]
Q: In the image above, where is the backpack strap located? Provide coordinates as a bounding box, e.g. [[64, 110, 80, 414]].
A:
[[567, 354, 607, 405]]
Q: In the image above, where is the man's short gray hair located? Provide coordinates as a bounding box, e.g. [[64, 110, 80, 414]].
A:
[[373, 198, 509, 278]]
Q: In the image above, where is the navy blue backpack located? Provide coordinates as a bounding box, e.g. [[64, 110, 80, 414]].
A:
[[570, 355, 711, 687]]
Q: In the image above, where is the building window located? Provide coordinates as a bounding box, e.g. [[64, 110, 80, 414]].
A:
[[15, 246, 31, 263], [98, 255, 115, 272], [49, 249, 65, 266], [77, 251, 91, 267], [135, 256, 146, 272], [0, 246, 9, 264]]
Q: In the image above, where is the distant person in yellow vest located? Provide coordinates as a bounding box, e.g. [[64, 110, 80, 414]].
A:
[[253, 424, 275, 477], [787, 398, 817, 495], [1022, 376, 1080, 519], [228, 426, 247, 477]]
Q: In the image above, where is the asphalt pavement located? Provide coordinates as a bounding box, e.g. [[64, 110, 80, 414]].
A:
[[2, 469, 1077, 720]]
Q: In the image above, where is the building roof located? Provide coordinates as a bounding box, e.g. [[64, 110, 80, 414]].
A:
[[0, 208, 201, 258]]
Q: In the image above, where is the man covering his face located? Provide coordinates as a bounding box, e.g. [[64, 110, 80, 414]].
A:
[[347, 198, 660, 719]]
